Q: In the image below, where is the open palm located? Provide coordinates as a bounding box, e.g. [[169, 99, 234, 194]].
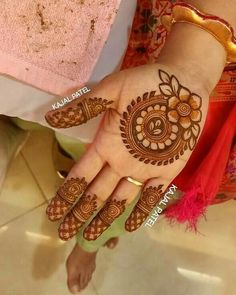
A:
[[45, 63, 209, 241]]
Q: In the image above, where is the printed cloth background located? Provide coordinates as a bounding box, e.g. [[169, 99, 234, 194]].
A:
[[121, 0, 236, 226], [0, 0, 121, 94]]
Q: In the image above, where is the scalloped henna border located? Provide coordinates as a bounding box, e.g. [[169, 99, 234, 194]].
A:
[[120, 69, 202, 166]]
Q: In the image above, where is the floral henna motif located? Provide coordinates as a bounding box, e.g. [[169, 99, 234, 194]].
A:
[[58, 194, 98, 241], [120, 70, 202, 165], [46, 97, 113, 128], [83, 199, 127, 241], [125, 185, 163, 232], [46, 177, 87, 221]]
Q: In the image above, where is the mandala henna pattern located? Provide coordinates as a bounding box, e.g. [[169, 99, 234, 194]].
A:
[[59, 194, 98, 241], [46, 177, 87, 221], [120, 70, 202, 165], [125, 185, 163, 232], [83, 199, 127, 241], [46, 97, 113, 128]]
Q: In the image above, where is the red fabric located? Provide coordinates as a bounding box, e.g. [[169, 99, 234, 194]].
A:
[[166, 101, 236, 229], [122, 0, 236, 229]]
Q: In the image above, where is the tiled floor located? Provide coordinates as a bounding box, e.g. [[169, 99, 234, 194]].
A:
[[0, 130, 236, 295]]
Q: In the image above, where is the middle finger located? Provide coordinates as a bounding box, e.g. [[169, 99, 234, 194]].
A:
[[59, 165, 121, 240]]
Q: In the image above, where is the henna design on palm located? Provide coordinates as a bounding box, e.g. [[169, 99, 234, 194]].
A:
[[45, 68, 204, 240], [120, 70, 202, 165], [83, 199, 127, 241], [46, 97, 113, 128], [125, 185, 163, 232]]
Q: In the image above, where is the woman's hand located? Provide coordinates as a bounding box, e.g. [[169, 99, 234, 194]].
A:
[[45, 62, 209, 241], [45, 21, 227, 241]]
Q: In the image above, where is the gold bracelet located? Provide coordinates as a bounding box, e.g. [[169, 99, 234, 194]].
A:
[[161, 2, 236, 63]]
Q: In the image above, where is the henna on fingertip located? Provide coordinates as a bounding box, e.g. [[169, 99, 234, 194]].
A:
[[125, 185, 163, 232], [83, 199, 127, 241], [58, 193, 99, 241], [46, 177, 87, 221], [45, 97, 113, 128]]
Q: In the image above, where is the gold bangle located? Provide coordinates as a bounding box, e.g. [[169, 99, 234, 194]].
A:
[[161, 2, 236, 63]]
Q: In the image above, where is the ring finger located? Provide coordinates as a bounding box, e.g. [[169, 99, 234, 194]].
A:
[[83, 178, 142, 241], [58, 165, 121, 240]]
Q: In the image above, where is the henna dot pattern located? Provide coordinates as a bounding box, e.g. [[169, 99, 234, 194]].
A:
[[83, 199, 127, 241], [120, 70, 202, 165], [125, 185, 163, 231], [58, 194, 98, 241]]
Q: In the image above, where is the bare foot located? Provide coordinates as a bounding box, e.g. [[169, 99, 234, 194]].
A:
[[103, 237, 119, 249], [66, 237, 119, 293], [66, 244, 97, 294]]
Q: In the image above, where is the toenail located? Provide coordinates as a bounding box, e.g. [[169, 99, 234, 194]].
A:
[[71, 285, 80, 294]]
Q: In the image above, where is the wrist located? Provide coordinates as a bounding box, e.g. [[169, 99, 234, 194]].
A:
[[186, 0, 236, 31], [157, 23, 227, 94]]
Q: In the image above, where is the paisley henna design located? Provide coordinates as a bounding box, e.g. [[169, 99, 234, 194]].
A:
[[125, 185, 163, 232], [46, 177, 87, 221], [120, 70, 202, 165], [59, 194, 98, 241], [46, 97, 113, 128], [83, 199, 127, 241]]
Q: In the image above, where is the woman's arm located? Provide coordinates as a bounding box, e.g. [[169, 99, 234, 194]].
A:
[[188, 0, 236, 30], [158, 0, 236, 94]]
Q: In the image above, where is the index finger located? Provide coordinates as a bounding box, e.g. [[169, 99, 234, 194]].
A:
[[46, 145, 105, 221]]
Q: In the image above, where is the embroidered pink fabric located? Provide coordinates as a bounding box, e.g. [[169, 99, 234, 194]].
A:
[[0, 0, 121, 95]]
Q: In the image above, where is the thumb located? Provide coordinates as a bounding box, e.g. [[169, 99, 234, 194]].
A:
[[45, 73, 123, 129]]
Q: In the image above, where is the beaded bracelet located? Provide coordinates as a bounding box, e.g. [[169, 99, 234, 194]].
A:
[[161, 2, 236, 63]]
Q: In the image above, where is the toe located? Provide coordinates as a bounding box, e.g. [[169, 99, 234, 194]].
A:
[[66, 244, 97, 293], [66, 259, 80, 294], [104, 237, 119, 249], [67, 271, 81, 294], [79, 271, 91, 290], [68, 277, 80, 294], [69, 284, 80, 294]]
